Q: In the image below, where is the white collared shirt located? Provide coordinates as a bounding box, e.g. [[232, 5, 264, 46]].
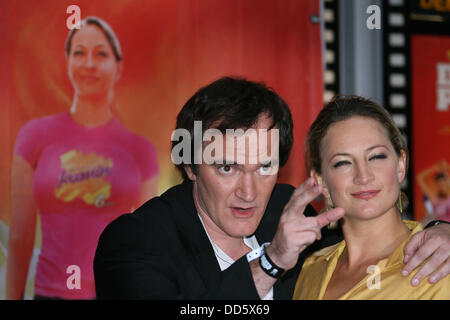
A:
[[198, 213, 274, 300]]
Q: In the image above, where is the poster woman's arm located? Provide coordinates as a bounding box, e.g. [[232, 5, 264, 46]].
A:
[[416, 163, 440, 204], [6, 154, 37, 299]]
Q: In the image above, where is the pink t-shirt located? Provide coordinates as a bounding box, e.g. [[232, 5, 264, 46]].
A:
[[14, 112, 159, 299]]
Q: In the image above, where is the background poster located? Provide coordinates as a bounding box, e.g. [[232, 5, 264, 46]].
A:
[[0, 0, 323, 298], [411, 35, 450, 221]]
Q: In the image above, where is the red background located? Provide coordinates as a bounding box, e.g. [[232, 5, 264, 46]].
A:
[[0, 0, 324, 225], [411, 35, 450, 220]]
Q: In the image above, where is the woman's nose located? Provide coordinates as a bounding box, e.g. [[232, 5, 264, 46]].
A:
[[354, 162, 374, 185], [85, 52, 95, 69]]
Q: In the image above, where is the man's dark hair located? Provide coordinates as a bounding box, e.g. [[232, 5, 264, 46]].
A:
[[173, 76, 294, 181]]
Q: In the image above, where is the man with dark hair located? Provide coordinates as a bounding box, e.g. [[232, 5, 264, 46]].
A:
[[172, 77, 293, 182], [94, 77, 450, 299]]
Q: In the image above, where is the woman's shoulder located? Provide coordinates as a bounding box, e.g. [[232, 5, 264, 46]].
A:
[[14, 112, 71, 158], [412, 273, 450, 299], [111, 121, 156, 150], [19, 112, 69, 133]]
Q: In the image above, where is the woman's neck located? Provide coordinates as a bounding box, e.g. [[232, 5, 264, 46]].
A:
[[340, 210, 410, 269], [70, 93, 114, 127]]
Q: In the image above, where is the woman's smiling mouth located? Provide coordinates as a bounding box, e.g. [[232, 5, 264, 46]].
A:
[[350, 190, 380, 200]]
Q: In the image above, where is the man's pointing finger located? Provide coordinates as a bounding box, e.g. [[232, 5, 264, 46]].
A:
[[316, 207, 345, 229]]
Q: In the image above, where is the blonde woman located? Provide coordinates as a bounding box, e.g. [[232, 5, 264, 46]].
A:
[[293, 96, 449, 299]]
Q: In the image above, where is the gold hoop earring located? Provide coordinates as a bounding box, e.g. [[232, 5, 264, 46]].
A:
[[396, 191, 408, 214]]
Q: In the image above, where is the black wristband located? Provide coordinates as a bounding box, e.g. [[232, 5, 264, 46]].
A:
[[259, 244, 286, 279], [424, 220, 450, 229]]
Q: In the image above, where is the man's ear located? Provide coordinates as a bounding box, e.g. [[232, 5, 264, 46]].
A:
[[311, 170, 330, 199], [184, 165, 197, 181], [397, 150, 407, 184]]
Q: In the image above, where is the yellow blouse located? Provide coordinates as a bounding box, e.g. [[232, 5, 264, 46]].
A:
[[293, 220, 450, 300]]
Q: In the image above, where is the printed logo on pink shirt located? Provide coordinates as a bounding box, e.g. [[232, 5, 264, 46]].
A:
[[54, 150, 113, 208]]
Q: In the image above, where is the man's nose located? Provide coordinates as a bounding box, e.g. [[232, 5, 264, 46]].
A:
[[354, 162, 374, 185], [235, 173, 257, 202]]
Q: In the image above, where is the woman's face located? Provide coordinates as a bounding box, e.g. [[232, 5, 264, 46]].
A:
[[315, 116, 406, 221], [68, 24, 121, 97]]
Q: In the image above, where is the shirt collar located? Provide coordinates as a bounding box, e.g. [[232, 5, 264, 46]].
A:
[[321, 220, 423, 268]]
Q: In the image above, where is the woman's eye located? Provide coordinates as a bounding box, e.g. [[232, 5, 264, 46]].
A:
[[369, 154, 387, 161], [97, 51, 108, 57], [333, 160, 350, 168], [73, 50, 84, 56]]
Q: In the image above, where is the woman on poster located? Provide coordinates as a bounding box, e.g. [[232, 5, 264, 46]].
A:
[[6, 16, 159, 299], [417, 160, 450, 224]]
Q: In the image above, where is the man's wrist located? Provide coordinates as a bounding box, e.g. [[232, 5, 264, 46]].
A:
[[249, 258, 276, 299], [258, 243, 286, 279], [246, 242, 287, 278], [424, 220, 450, 229]]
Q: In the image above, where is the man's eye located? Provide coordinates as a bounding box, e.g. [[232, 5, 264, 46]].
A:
[[218, 165, 233, 174], [333, 160, 350, 168], [258, 164, 273, 174]]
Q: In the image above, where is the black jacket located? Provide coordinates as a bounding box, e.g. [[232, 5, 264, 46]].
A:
[[94, 182, 341, 299]]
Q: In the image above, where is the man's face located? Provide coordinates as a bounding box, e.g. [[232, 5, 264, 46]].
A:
[[185, 114, 279, 240]]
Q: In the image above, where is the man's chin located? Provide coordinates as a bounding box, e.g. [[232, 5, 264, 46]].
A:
[[227, 220, 260, 238]]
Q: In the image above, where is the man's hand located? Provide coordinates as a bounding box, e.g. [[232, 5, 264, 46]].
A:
[[402, 222, 450, 286], [266, 178, 345, 270]]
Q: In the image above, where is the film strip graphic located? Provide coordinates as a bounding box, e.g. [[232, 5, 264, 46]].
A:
[[323, 0, 340, 103], [382, 0, 413, 218]]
